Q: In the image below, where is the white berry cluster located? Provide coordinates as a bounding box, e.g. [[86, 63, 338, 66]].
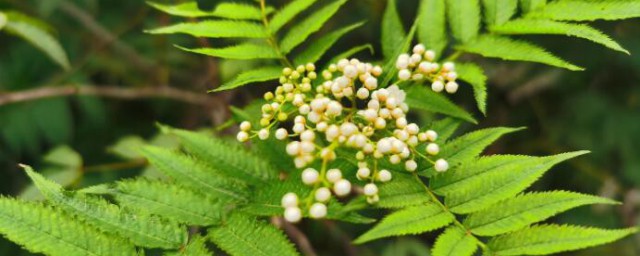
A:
[[237, 60, 449, 223], [396, 44, 459, 94]]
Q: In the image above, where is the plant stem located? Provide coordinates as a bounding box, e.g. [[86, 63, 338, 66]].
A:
[[259, 0, 294, 68]]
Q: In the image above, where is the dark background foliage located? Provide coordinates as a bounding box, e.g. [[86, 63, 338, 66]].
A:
[[0, 0, 638, 255]]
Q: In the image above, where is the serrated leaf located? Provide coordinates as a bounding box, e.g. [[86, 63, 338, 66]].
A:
[[429, 117, 462, 143], [405, 85, 476, 124], [147, 20, 267, 38], [176, 43, 280, 60], [269, 0, 318, 32], [279, 0, 347, 53], [446, 0, 481, 43], [208, 214, 299, 256], [457, 35, 583, 71], [214, 66, 282, 92], [424, 127, 522, 176], [113, 179, 223, 226], [432, 226, 477, 256], [0, 12, 7, 30], [165, 235, 212, 256], [377, 172, 430, 208], [148, 1, 267, 19], [520, 0, 546, 13], [3, 12, 70, 69], [464, 191, 618, 236], [0, 197, 137, 256], [326, 44, 374, 66], [294, 21, 364, 65], [437, 151, 589, 214], [526, 0, 640, 21], [417, 0, 447, 57], [490, 19, 629, 54], [354, 203, 454, 244], [141, 146, 249, 201], [24, 166, 187, 249], [482, 0, 517, 25], [455, 62, 487, 114], [487, 225, 637, 255], [381, 18, 419, 86], [381, 0, 406, 60]]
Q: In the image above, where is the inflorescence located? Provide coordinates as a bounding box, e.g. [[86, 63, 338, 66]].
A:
[[238, 44, 455, 223]]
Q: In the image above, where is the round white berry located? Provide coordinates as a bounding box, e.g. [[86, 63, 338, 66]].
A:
[[275, 128, 288, 140], [413, 44, 426, 54], [406, 123, 419, 135], [309, 203, 327, 219], [435, 159, 449, 172], [281, 192, 298, 208], [405, 160, 418, 172], [365, 77, 378, 90], [389, 154, 401, 164], [286, 141, 301, 155], [424, 50, 436, 61], [326, 101, 343, 116], [398, 69, 411, 81], [357, 87, 370, 99], [431, 80, 444, 92], [443, 62, 455, 71], [284, 207, 302, 223], [426, 143, 440, 155], [372, 66, 383, 76], [363, 183, 378, 196], [333, 179, 352, 196], [326, 169, 342, 183], [300, 130, 315, 142], [315, 187, 331, 202], [396, 55, 409, 69], [378, 169, 392, 182], [445, 81, 459, 93], [301, 168, 319, 185], [240, 121, 251, 131], [236, 131, 249, 142], [357, 167, 371, 179], [426, 130, 438, 141], [258, 129, 269, 140]]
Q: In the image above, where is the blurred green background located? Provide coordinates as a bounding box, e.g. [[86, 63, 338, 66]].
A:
[[0, 0, 639, 255]]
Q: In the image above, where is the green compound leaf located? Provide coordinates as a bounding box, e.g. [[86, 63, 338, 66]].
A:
[[455, 62, 487, 114], [269, 0, 319, 32], [164, 235, 213, 256], [146, 20, 267, 38], [381, 0, 406, 60], [464, 191, 618, 236], [404, 85, 476, 124], [432, 226, 477, 256], [214, 66, 283, 92], [526, 0, 640, 21], [294, 21, 365, 65], [490, 19, 629, 54], [482, 0, 517, 25], [417, 0, 447, 57], [377, 172, 430, 209], [24, 166, 187, 249], [520, 0, 546, 13], [0, 197, 137, 256], [279, 0, 347, 53], [354, 203, 454, 244], [147, 1, 268, 20], [446, 0, 481, 43], [176, 43, 280, 60], [457, 35, 583, 71], [487, 225, 637, 255], [208, 214, 299, 256], [327, 44, 374, 66]]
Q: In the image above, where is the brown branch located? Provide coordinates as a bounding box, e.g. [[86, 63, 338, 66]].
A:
[[0, 85, 209, 106], [271, 217, 318, 256]]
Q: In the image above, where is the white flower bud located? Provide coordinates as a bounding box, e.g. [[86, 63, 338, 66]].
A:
[[432, 80, 444, 92], [276, 128, 288, 140], [375, 117, 387, 129], [363, 183, 378, 196], [344, 65, 358, 78], [364, 76, 378, 90], [435, 159, 449, 172], [377, 138, 392, 154], [368, 99, 380, 110], [367, 194, 380, 204], [302, 168, 319, 185], [293, 123, 305, 134], [396, 117, 408, 129], [326, 125, 340, 140], [379, 108, 391, 119], [390, 154, 401, 164], [309, 203, 327, 219], [299, 104, 310, 114], [258, 129, 269, 140], [362, 109, 378, 121], [300, 130, 315, 142], [326, 169, 342, 183], [316, 122, 328, 132], [315, 187, 331, 202], [236, 131, 249, 142], [418, 61, 432, 73], [340, 122, 357, 137], [446, 71, 458, 81], [406, 123, 419, 135], [240, 121, 251, 131], [426, 130, 438, 141], [333, 179, 352, 196], [284, 207, 302, 222], [337, 59, 349, 70], [396, 54, 409, 69], [357, 167, 371, 179], [372, 65, 383, 76], [426, 143, 440, 155], [357, 87, 370, 99], [286, 141, 301, 155], [398, 69, 411, 81], [443, 62, 455, 71], [445, 81, 459, 93], [413, 44, 426, 54], [326, 101, 343, 116], [377, 169, 392, 182], [281, 192, 298, 208], [410, 53, 422, 64], [300, 141, 315, 153], [424, 50, 436, 61], [405, 160, 417, 172]]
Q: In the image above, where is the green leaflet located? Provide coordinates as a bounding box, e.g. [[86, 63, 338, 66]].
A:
[[404, 85, 476, 124], [0, 197, 137, 256], [429, 117, 462, 143], [164, 235, 212, 256], [24, 166, 187, 249], [146, 20, 267, 38], [446, 0, 481, 43], [464, 191, 618, 236], [417, 0, 447, 57], [176, 43, 280, 60], [208, 214, 299, 256], [279, 0, 347, 53], [381, 18, 419, 86], [482, 0, 517, 25], [0, 12, 6, 30], [113, 179, 224, 226], [161, 126, 278, 182], [520, 0, 546, 13], [269, 0, 318, 32], [326, 44, 374, 66], [214, 66, 282, 92], [457, 35, 583, 71], [20, 146, 83, 200], [432, 226, 477, 256], [487, 225, 637, 255], [381, 0, 406, 60], [490, 19, 629, 54], [377, 172, 430, 208], [526, 0, 640, 21], [147, 1, 268, 20], [3, 12, 70, 70], [141, 146, 249, 201], [354, 203, 454, 244], [294, 21, 365, 65], [439, 152, 590, 214], [423, 127, 522, 176], [455, 62, 487, 114]]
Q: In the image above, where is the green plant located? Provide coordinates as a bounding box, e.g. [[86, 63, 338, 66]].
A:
[[1, 0, 639, 255]]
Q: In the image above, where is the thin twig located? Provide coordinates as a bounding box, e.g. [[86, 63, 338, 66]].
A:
[[0, 85, 210, 106], [271, 217, 318, 256]]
